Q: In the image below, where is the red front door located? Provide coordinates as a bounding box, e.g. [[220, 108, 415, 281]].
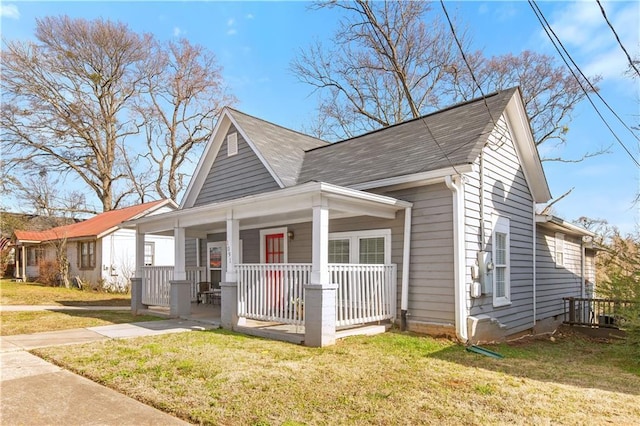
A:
[[265, 233, 285, 264], [265, 233, 284, 312]]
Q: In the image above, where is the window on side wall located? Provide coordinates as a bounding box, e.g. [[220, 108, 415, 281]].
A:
[[555, 232, 565, 267], [493, 217, 510, 307], [328, 230, 391, 264], [27, 247, 45, 266], [78, 241, 96, 269], [144, 242, 155, 266]]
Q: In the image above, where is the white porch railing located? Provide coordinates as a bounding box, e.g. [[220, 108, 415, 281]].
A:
[[237, 264, 310, 326], [236, 263, 397, 327], [330, 264, 397, 327], [142, 266, 207, 306]]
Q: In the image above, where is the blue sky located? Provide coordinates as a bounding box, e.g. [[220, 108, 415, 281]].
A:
[[1, 1, 638, 234]]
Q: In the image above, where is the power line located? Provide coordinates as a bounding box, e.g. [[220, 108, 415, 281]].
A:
[[439, 0, 511, 150], [528, 0, 640, 168], [596, 0, 640, 79], [530, 0, 639, 144], [439, 0, 497, 129]]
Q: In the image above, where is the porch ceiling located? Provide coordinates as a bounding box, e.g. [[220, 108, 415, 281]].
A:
[[131, 182, 412, 234]]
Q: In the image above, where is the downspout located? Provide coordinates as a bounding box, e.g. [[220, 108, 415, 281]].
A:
[[580, 238, 586, 298], [445, 175, 468, 343], [532, 201, 537, 329], [400, 206, 412, 331]]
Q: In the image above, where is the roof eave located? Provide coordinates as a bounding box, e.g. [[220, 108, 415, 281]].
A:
[[504, 90, 552, 203], [536, 214, 595, 237], [349, 165, 474, 191]]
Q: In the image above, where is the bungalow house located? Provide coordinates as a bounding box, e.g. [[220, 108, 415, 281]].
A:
[[13, 200, 176, 290], [129, 87, 596, 346]]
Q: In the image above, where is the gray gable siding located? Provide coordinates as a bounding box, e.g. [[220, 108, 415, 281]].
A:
[[465, 115, 536, 335], [535, 227, 584, 319], [193, 125, 280, 207], [228, 109, 328, 187]]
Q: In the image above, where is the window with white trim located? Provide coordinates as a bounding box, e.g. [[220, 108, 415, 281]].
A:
[[555, 232, 565, 267], [227, 132, 238, 156], [492, 217, 510, 307], [144, 242, 155, 266], [328, 229, 391, 264]]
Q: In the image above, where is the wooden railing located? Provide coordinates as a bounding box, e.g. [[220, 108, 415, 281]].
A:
[[237, 264, 310, 325], [563, 297, 638, 329], [142, 266, 207, 306], [236, 263, 397, 327], [330, 264, 397, 327]]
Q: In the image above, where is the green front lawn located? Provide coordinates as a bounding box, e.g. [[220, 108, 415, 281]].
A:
[[1, 310, 161, 336], [35, 330, 640, 425], [0, 279, 130, 306]]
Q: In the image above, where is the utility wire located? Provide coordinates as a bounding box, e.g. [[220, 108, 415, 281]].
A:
[[439, 0, 511, 150], [529, 0, 640, 168], [439, 0, 497, 129], [530, 0, 640, 144], [596, 0, 640, 79]]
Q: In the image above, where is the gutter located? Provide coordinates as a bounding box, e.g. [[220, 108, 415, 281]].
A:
[[444, 175, 468, 343]]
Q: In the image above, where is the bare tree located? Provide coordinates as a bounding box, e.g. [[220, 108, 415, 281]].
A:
[[14, 169, 93, 218], [135, 38, 235, 201], [293, 1, 599, 160], [291, 0, 465, 140], [446, 50, 601, 154], [1, 16, 152, 212]]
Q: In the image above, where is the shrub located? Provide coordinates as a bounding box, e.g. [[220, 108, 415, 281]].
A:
[[37, 259, 62, 286]]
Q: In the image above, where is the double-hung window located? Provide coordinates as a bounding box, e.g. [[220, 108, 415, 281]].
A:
[[144, 242, 155, 266], [555, 232, 565, 267], [328, 229, 391, 264], [79, 241, 96, 269], [492, 217, 510, 307]]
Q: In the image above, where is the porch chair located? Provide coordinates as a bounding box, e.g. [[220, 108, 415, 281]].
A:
[[210, 281, 222, 305], [197, 281, 213, 304]]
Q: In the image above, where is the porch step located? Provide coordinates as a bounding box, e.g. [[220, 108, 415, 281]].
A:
[[235, 324, 305, 345], [336, 324, 390, 340]]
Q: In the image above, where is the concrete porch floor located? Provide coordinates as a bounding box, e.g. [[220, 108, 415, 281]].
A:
[[141, 303, 390, 345]]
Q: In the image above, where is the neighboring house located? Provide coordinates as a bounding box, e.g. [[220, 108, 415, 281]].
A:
[[534, 214, 597, 331], [130, 87, 596, 346], [13, 200, 177, 290]]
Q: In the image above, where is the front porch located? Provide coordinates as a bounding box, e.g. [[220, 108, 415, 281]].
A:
[[129, 182, 412, 347], [141, 299, 393, 345], [138, 262, 397, 344]]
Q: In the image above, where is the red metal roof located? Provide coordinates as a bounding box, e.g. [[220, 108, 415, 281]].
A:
[[14, 200, 171, 243]]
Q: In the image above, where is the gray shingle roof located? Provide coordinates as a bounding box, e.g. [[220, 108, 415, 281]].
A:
[[297, 88, 518, 186], [227, 108, 328, 187]]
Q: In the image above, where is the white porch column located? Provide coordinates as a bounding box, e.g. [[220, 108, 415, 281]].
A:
[[305, 196, 337, 347], [131, 228, 147, 314], [225, 211, 240, 282], [222, 211, 242, 329], [174, 226, 186, 281], [21, 246, 26, 280], [135, 228, 145, 279], [170, 226, 190, 317], [310, 196, 329, 285]]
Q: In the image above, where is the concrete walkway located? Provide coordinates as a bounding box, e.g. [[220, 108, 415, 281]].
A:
[[1, 318, 218, 425]]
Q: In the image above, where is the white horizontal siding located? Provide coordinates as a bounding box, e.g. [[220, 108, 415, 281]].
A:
[[465, 115, 536, 335]]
